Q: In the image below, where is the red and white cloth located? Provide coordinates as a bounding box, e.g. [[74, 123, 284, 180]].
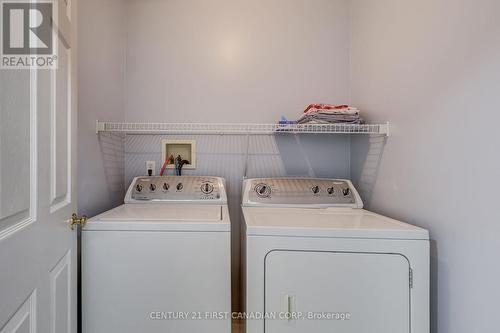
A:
[[297, 104, 363, 124]]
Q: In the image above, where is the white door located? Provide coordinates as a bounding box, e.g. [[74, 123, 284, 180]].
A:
[[0, 1, 78, 332], [265, 251, 410, 333]]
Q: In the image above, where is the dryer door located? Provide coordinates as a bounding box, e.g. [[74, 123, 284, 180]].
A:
[[265, 251, 410, 333]]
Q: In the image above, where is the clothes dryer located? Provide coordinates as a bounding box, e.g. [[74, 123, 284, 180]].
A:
[[242, 178, 429, 333]]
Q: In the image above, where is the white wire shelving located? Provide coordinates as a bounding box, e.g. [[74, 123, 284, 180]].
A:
[[96, 121, 390, 136]]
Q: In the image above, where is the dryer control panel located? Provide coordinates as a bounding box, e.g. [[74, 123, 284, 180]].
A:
[[242, 178, 363, 208], [125, 176, 227, 204]]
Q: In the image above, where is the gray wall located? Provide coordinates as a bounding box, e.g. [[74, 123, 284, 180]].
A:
[[349, 1, 500, 332], [124, 0, 351, 123], [77, 0, 126, 217]]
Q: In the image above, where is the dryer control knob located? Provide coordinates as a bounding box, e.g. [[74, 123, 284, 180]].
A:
[[163, 183, 170, 191], [135, 184, 143, 192], [327, 187, 335, 195], [149, 183, 156, 191], [342, 188, 351, 196], [176, 183, 184, 191]]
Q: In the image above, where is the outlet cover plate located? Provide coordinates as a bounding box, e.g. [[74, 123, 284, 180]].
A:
[[146, 161, 156, 175]]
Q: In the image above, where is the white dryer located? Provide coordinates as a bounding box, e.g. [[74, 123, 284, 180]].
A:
[[82, 176, 231, 333], [242, 178, 429, 333]]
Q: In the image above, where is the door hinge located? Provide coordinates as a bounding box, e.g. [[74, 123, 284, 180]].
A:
[[409, 268, 414, 289]]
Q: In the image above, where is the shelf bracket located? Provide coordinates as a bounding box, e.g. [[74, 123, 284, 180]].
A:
[[96, 120, 105, 134]]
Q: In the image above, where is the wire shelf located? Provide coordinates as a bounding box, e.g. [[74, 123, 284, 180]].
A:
[[96, 121, 390, 136]]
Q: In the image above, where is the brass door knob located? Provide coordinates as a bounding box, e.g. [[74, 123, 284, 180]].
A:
[[69, 213, 87, 230]]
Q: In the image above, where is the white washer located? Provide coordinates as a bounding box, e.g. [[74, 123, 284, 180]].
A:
[[82, 176, 231, 333], [242, 178, 429, 333]]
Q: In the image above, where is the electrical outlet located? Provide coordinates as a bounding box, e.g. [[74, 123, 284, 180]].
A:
[[146, 161, 156, 176]]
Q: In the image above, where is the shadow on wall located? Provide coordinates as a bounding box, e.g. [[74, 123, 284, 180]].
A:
[[352, 135, 444, 333], [98, 133, 125, 207], [122, 134, 351, 184], [351, 135, 387, 209], [275, 134, 351, 178]]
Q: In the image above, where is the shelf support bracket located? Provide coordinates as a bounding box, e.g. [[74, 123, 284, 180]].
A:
[[96, 120, 105, 134]]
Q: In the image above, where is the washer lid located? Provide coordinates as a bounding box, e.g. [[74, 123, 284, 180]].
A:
[[84, 204, 229, 232], [242, 207, 428, 240]]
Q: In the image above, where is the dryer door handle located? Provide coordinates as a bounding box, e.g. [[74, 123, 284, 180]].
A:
[[282, 294, 295, 321]]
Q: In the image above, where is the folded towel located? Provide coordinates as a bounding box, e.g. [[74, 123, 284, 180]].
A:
[[297, 104, 364, 124]]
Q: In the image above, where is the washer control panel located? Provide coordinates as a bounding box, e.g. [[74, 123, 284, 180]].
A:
[[126, 176, 226, 203], [243, 178, 363, 208]]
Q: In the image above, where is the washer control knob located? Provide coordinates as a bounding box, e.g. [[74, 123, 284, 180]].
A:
[[163, 183, 170, 191], [149, 183, 156, 191], [176, 183, 184, 191], [201, 182, 214, 194], [327, 187, 335, 195], [135, 184, 143, 192], [255, 183, 271, 198], [311, 186, 320, 194], [342, 188, 351, 196]]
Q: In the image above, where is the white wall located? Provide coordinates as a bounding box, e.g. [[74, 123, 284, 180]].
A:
[[77, 0, 127, 217], [349, 1, 500, 332], [124, 0, 350, 122]]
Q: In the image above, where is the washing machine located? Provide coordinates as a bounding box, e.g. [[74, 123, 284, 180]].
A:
[[82, 176, 231, 333], [242, 178, 429, 333]]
